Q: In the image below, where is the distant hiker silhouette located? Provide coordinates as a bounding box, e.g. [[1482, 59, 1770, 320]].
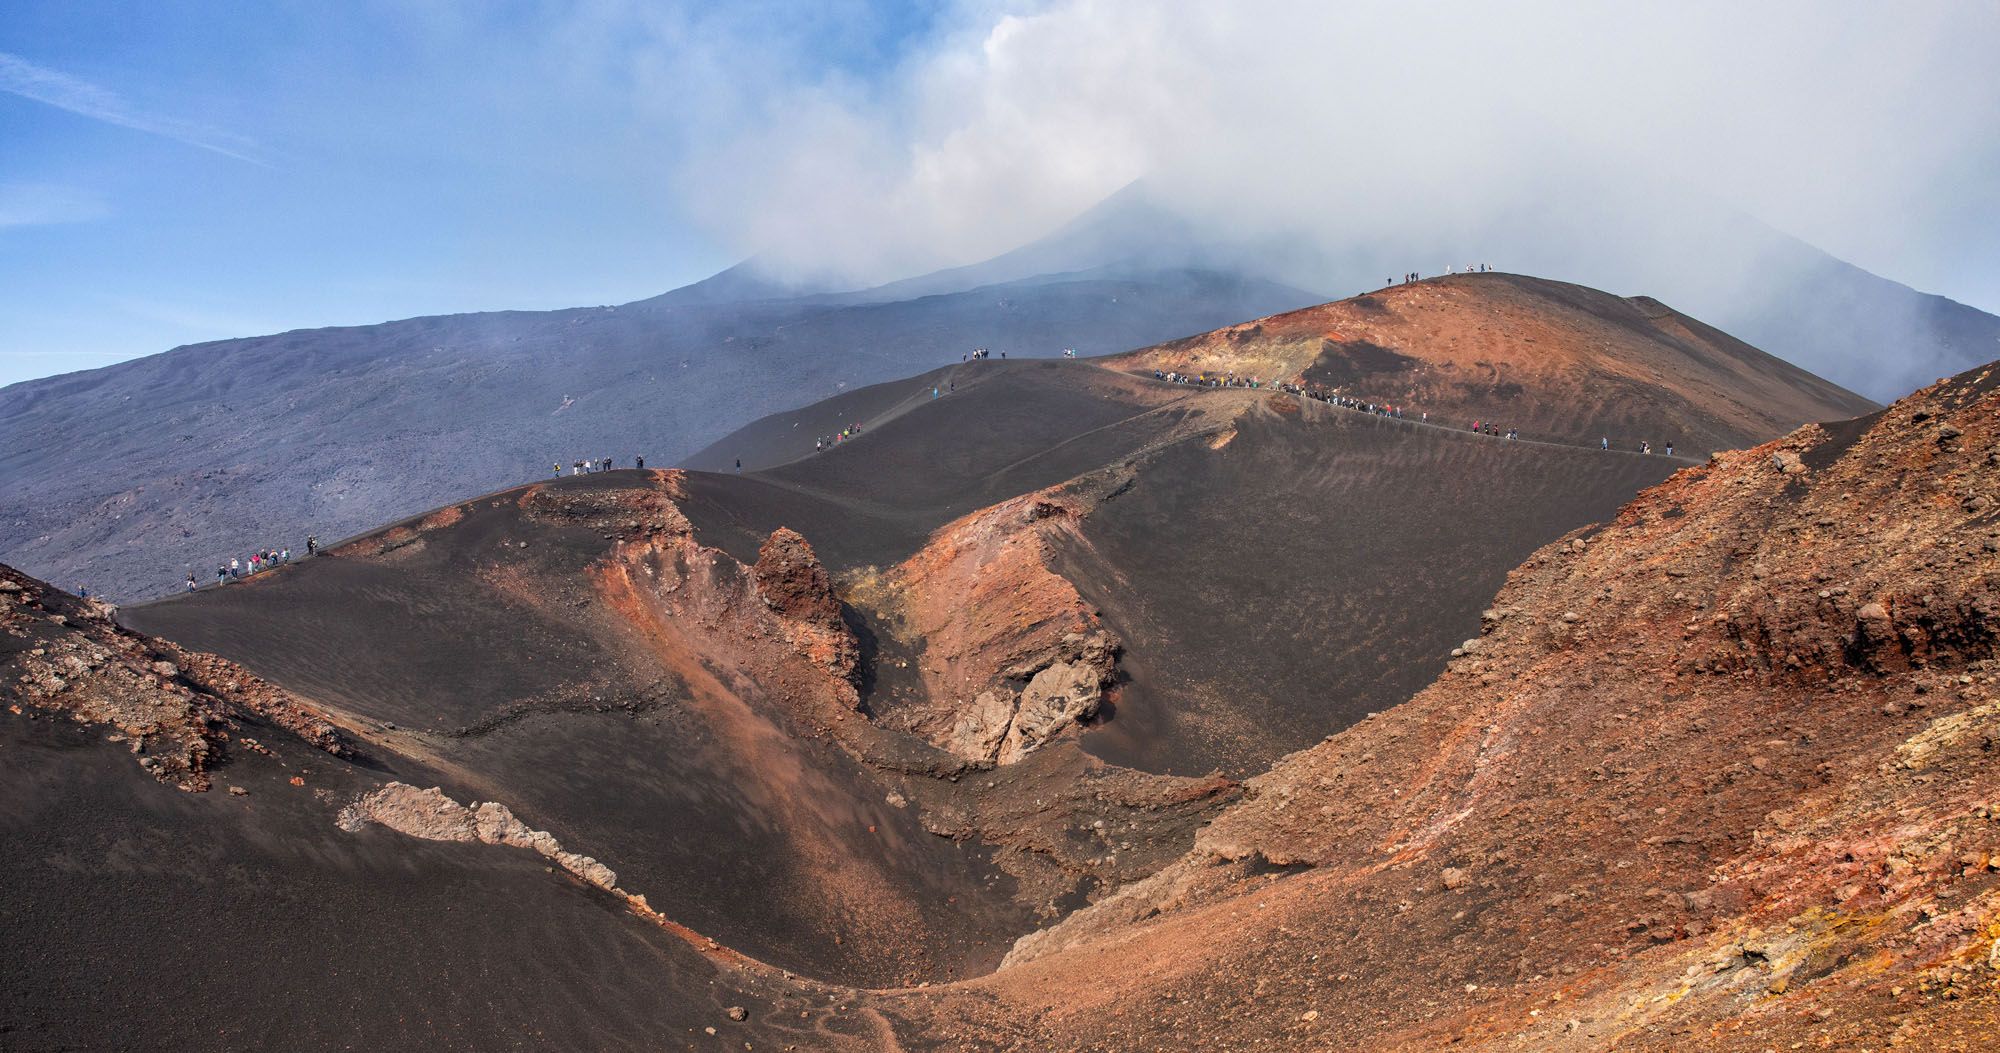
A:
[[735, 458, 742, 473], [635, 455, 644, 470]]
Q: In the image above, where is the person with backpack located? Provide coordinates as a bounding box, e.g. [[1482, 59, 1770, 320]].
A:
[[306, 535, 319, 557]]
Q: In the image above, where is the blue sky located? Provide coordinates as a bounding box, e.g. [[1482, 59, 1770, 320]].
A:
[[5, 1, 1998, 390], [0, 1, 943, 387]]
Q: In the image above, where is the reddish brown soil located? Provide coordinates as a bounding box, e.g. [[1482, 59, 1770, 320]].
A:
[[1113, 273, 1877, 458], [879, 362, 2000, 1050]]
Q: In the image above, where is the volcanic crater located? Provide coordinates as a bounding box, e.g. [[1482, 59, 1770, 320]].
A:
[[15, 274, 1992, 1052]]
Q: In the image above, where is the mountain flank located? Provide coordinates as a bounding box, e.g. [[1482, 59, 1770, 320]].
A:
[[4, 278, 1955, 1050], [0, 266, 1312, 602]]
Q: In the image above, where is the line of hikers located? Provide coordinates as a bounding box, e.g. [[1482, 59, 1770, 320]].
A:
[[557, 455, 643, 476], [1148, 368, 1685, 458], [814, 423, 864, 452], [1280, 380, 1413, 419], [1153, 369, 1275, 390], [1389, 264, 1495, 285], [194, 538, 315, 591]]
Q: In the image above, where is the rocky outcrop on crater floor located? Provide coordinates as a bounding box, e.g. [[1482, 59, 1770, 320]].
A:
[[339, 782, 619, 892], [753, 526, 860, 683], [957, 629, 1120, 765], [848, 485, 1124, 765], [0, 564, 344, 790], [932, 363, 2000, 1051]]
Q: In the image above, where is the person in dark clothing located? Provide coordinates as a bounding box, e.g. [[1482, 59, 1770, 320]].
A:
[[635, 455, 644, 470], [306, 535, 319, 557], [735, 458, 742, 472]]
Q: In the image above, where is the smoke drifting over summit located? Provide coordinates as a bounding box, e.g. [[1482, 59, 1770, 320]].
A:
[[4, 2, 1994, 393], [678, 1, 2000, 312]]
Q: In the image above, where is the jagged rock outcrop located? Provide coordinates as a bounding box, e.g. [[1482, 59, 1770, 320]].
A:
[[518, 468, 693, 537], [339, 782, 619, 892], [949, 630, 1120, 765], [753, 527, 859, 683], [852, 486, 1123, 764], [0, 564, 344, 790]]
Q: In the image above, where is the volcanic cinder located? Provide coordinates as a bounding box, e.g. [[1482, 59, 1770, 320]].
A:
[[10, 274, 1993, 1051]]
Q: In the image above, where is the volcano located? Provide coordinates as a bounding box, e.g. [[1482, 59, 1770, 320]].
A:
[[9, 276, 1991, 1051]]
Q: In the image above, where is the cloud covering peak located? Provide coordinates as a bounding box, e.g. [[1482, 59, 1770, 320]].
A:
[[674, 1, 2000, 304]]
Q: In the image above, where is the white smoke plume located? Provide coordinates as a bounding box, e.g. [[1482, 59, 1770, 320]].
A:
[[671, 1, 1999, 300]]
